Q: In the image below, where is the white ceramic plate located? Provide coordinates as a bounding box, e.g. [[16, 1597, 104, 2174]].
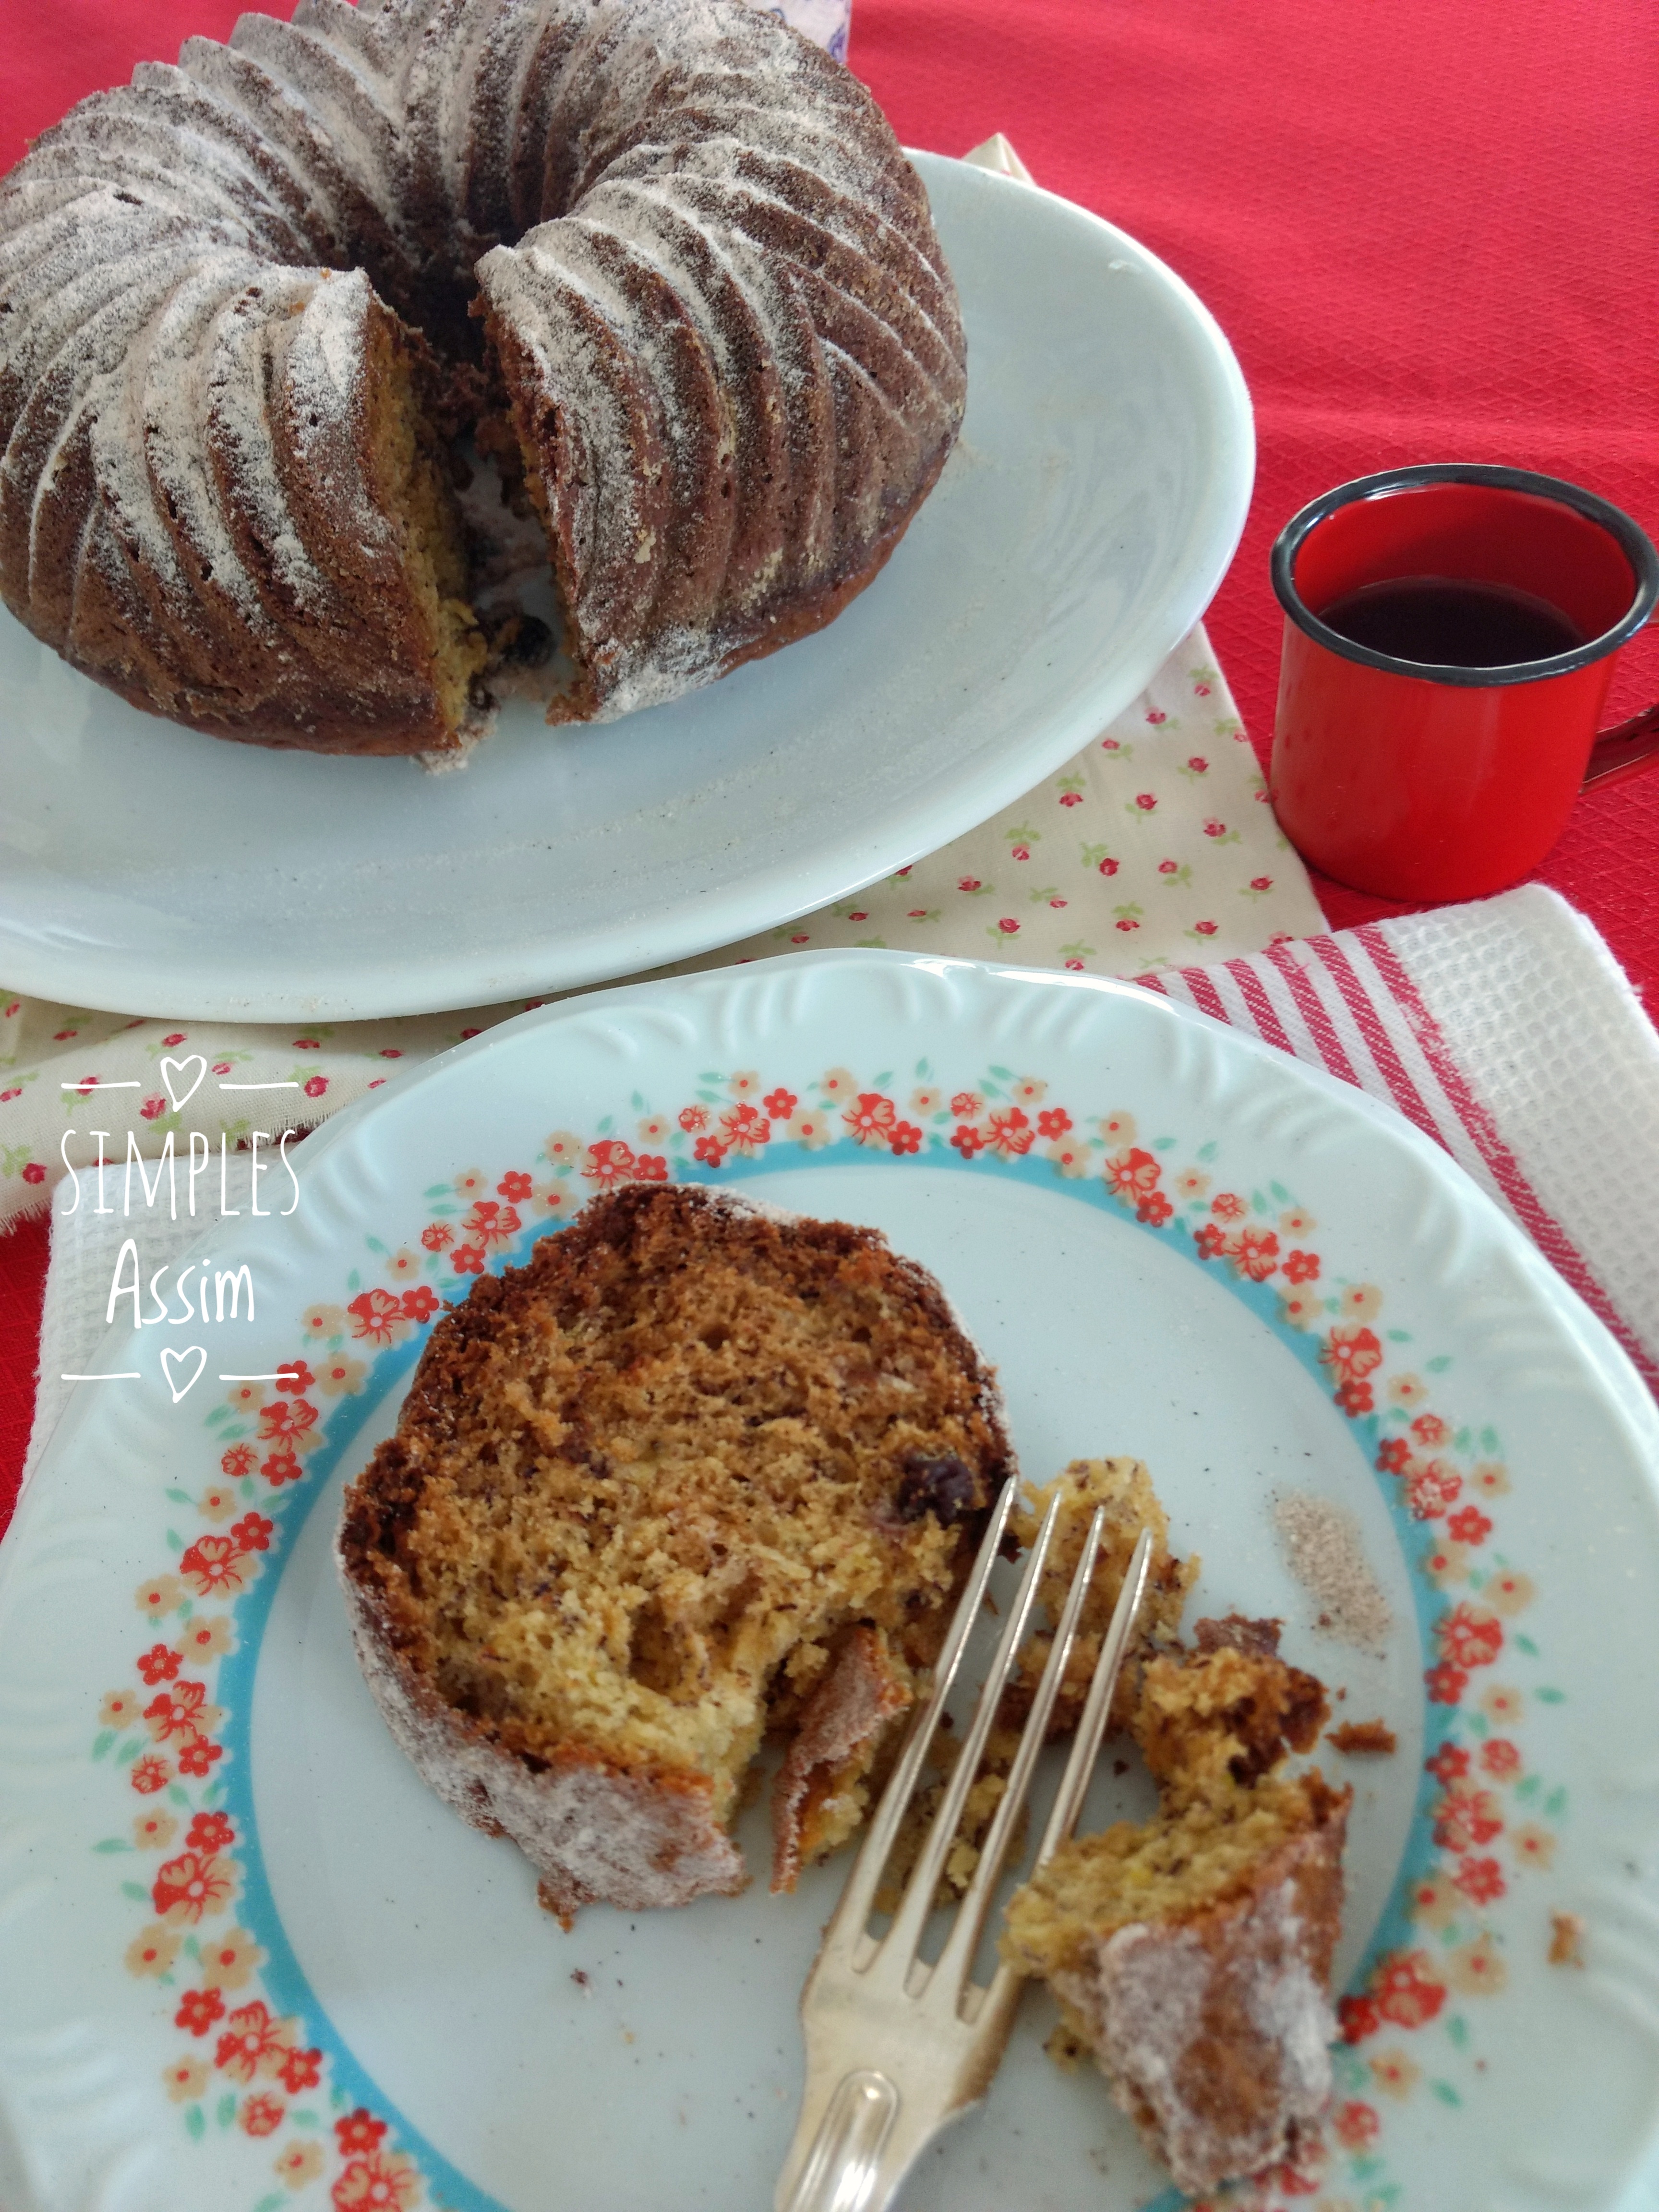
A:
[[6, 951, 1657, 2212], [0, 157, 1251, 1023]]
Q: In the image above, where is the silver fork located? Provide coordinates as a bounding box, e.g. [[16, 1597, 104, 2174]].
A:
[[774, 1480, 1155, 2212]]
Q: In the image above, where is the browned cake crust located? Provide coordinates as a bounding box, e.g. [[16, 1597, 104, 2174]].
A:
[[337, 1184, 1011, 1919], [1038, 1779, 1349, 2194], [0, 0, 967, 753], [1002, 1571, 1353, 2194]]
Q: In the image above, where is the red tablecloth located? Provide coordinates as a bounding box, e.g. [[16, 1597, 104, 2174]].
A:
[[2, 0, 1657, 1530]]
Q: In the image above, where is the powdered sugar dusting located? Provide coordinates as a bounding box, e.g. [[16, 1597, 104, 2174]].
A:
[[1274, 1488, 1393, 1655], [0, 0, 965, 747], [1081, 1860, 1338, 2195]]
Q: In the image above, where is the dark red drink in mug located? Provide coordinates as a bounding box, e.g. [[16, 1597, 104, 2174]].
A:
[[1269, 464, 1659, 902]]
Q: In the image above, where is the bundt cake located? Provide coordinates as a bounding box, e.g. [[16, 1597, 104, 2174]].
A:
[[0, 0, 967, 755], [336, 1183, 1012, 1919], [1003, 1612, 1350, 2195]]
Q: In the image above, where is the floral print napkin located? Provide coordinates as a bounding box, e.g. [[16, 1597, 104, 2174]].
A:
[[672, 626, 1318, 974]]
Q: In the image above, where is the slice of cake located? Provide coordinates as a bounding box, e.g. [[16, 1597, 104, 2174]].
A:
[[337, 1184, 1012, 1921], [1003, 1617, 1350, 2194]]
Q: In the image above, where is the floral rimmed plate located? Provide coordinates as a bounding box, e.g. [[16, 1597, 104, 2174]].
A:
[[1, 950, 1657, 2212]]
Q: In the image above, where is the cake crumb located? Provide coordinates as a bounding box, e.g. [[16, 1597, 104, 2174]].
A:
[[570, 1968, 591, 1993], [1327, 1720, 1396, 1755], [1549, 1911, 1586, 1968], [1045, 2022, 1088, 2072], [1273, 1491, 1392, 1654]]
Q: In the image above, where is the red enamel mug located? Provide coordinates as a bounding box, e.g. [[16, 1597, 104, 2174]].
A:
[[1268, 464, 1659, 902]]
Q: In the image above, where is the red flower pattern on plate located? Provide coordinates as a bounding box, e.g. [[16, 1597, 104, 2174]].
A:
[[462, 1199, 522, 1244], [985, 1106, 1034, 1159], [336, 2112, 388, 2157], [175, 1986, 226, 2036], [153, 1850, 234, 1925], [1372, 1951, 1448, 2030], [144, 1680, 210, 1743], [334, 2149, 421, 2211], [1434, 1785, 1503, 1852], [1226, 1224, 1280, 1280], [1438, 1603, 1503, 1669], [258, 1397, 317, 1443], [1426, 1742, 1471, 1785], [1454, 1855, 1506, 1905], [1407, 1458, 1462, 1519], [1105, 1148, 1160, 1203], [844, 1094, 896, 1146], [215, 2000, 291, 2084], [346, 1288, 404, 1345], [1447, 1505, 1492, 1545], [188, 1810, 235, 1854]]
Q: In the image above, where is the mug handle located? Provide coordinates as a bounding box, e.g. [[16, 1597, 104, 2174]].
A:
[[1585, 700, 1659, 791]]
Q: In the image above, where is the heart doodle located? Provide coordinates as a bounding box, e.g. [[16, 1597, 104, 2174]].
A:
[[161, 1346, 207, 1404], [160, 1055, 208, 1112]]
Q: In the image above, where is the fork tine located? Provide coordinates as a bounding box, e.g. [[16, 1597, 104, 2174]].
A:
[[932, 1504, 1108, 2001], [967, 1524, 1157, 2026], [1034, 1524, 1155, 1864], [819, 1476, 1020, 1958], [876, 1484, 1067, 1975]]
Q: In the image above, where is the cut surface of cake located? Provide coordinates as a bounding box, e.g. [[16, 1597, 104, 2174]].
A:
[[1002, 1594, 1350, 2195], [337, 1183, 1011, 1919]]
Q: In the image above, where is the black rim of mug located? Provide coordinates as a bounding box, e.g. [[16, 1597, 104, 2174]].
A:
[[1271, 462, 1659, 688]]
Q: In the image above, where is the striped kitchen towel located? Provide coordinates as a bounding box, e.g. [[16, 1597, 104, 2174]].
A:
[[1137, 882, 1659, 1395]]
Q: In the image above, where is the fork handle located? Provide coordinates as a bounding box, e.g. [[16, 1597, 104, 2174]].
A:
[[777, 2068, 901, 2212]]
